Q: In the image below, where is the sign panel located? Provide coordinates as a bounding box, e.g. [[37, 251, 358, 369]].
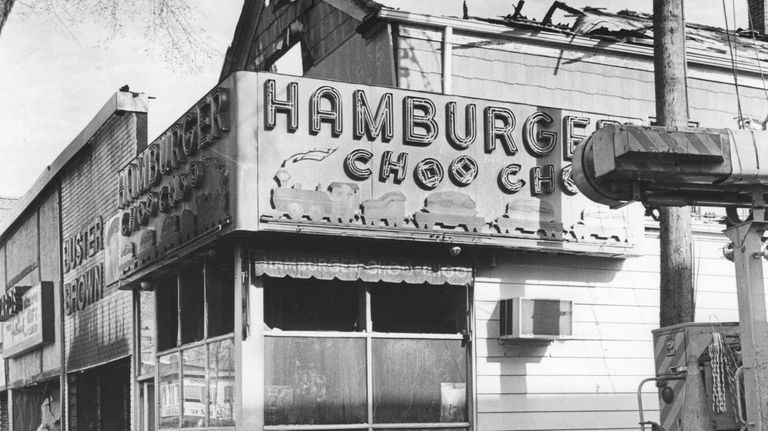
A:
[[248, 73, 642, 255], [116, 83, 236, 279], [115, 71, 642, 280], [2, 282, 55, 358]]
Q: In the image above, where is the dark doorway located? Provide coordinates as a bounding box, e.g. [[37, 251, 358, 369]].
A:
[[75, 357, 131, 431], [100, 359, 131, 431]]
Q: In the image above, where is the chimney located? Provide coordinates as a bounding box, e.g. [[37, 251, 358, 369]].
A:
[[748, 0, 768, 34]]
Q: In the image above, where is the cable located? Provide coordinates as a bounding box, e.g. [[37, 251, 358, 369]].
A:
[[746, 2, 768, 129], [722, 0, 745, 128]]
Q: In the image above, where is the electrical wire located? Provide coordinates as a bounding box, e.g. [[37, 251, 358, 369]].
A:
[[722, 0, 745, 128], [746, 2, 768, 129]]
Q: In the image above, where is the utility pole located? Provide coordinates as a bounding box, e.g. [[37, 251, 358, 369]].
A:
[[653, 1, 707, 428], [653, 0, 694, 328]]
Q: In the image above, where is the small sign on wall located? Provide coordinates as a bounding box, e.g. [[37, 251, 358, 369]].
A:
[[2, 281, 55, 358]]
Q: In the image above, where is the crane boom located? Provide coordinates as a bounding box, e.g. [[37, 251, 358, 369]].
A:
[[573, 124, 768, 208], [573, 124, 768, 431]]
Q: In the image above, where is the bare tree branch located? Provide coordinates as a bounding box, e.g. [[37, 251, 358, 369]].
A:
[[13, 0, 216, 73]]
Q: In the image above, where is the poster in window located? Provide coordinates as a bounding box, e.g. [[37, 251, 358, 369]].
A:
[[440, 382, 466, 422]]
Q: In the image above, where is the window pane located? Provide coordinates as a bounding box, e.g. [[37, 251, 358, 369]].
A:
[[157, 275, 178, 351], [180, 265, 204, 344], [140, 290, 156, 376], [182, 345, 207, 427], [265, 337, 367, 425], [208, 339, 235, 426], [207, 258, 234, 338], [371, 284, 466, 333], [264, 278, 361, 331], [373, 339, 467, 423], [140, 382, 155, 431], [158, 353, 180, 428]]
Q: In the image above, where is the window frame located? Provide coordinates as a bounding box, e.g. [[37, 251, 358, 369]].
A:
[[154, 258, 237, 431], [262, 280, 472, 431]]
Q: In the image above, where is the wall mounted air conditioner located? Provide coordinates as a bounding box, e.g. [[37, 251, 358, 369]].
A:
[[499, 297, 573, 341]]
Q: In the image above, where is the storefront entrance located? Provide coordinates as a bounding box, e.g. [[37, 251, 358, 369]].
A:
[[250, 240, 475, 430], [12, 381, 59, 431], [70, 358, 130, 431]]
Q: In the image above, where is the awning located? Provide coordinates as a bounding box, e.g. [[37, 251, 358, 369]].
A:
[[250, 248, 473, 286]]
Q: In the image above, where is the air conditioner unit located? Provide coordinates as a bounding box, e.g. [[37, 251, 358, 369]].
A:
[[499, 297, 573, 341]]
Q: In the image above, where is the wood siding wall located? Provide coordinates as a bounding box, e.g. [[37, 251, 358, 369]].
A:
[[397, 26, 768, 129], [474, 225, 736, 430], [4, 189, 61, 388], [241, 0, 365, 75], [388, 23, 752, 431], [306, 23, 396, 87]]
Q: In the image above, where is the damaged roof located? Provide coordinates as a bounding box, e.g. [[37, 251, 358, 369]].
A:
[[372, 0, 768, 67]]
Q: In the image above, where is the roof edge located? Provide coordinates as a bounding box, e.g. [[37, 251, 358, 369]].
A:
[[0, 90, 148, 238], [373, 9, 768, 75]]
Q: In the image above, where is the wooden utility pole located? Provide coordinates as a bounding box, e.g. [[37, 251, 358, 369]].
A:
[[654, 1, 707, 427], [654, 0, 694, 328]]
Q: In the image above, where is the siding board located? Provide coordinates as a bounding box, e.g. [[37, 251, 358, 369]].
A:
[[477, 340, 653, 360], [39, 190, 61, 374], [478, 321, 656, 341], [475, 357, 655, 377], [478, 393, 658, 413], [477, 410, 651, 430], [476, 375, 655, 394]]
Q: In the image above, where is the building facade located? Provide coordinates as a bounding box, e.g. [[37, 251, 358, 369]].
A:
[[0, 91, 147, 431], [2, 1, 768, 430]]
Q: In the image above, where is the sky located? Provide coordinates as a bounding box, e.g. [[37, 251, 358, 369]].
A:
[[0, 0, 752, 198]]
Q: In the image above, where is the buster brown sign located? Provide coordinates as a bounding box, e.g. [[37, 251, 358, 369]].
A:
[[63, 217, 104, 315]]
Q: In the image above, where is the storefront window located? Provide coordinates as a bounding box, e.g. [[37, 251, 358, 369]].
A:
[[371, 283, 466, 334], [207, 262, 234, 338], [154, 255, 235, 430], [159, 353, 181, 429], [263, 278, 470, 430], [372, 339, 467, 423], [208, 339, 235, 426], [264, 278, 361, 331], [182, 345, 207, 427], [140, 290, 157, 376], [157, 275, 179, 351], [180, 268, 205, 344], [265, 337, 367, 425]]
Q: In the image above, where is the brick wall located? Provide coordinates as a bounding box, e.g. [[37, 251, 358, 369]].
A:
[[0, 391, 7, 431], [67, 374, 77, 431], [61, 112, 142, 372]]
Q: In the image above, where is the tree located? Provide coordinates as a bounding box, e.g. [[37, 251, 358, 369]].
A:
[[0, 0, 14, 35], [11, 0, 215, 72]]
